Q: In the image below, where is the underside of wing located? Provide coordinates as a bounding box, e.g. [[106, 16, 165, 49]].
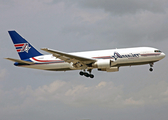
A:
[[41, 48, 96, 69], [5, 58, 34, 65]]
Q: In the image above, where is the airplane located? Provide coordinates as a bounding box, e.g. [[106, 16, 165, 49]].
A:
[[5, 31, 165, 78]]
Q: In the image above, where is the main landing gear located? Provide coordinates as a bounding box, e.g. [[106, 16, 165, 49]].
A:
[[79, 69, 94, 78], [149, 63, 153, 72]]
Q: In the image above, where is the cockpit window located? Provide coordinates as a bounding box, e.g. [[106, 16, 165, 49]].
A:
[[154, 50, 162, 52]]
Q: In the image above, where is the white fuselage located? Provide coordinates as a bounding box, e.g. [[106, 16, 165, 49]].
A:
[[16, 47, 165, 71]]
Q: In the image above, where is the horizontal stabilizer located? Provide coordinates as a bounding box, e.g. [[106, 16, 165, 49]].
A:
[[5, 58, 34, 64]]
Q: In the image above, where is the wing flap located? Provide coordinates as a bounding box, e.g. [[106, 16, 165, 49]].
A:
[[5, 58, 34, 64]]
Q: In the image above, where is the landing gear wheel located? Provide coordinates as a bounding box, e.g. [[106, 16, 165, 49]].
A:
[[90, 74, 94, 78], [149, 68, 153, 72], [79, 69, 94, 78], [79, 71, 84, 76], [84, 72, 90, 77], [149, 63, 154, 72]]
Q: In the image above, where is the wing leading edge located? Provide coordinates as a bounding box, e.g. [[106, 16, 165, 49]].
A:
[[41, 48, 96, 69]]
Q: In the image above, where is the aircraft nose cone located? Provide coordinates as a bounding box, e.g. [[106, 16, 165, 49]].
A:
[[161, 52, 166, 58]]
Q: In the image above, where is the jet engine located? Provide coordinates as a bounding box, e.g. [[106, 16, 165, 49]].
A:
[[92, 59, 117, 68], [92, 59, 119, 72], [96, 59, 111, 68]]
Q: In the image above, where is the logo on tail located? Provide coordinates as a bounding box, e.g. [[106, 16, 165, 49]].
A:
[[14, 43, 31, 53]]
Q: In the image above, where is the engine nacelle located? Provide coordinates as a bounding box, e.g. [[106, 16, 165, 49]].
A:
[[98, 67, 119, 72], [95, 59, 111, 68], [106, 67, 119, 72], [92, 59, 117, 68]]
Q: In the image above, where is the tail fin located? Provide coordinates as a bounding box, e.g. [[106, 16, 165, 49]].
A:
[[8, 31, 42, 60]]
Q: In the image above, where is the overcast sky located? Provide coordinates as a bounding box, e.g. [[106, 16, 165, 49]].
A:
[[0, 0, 168, 120]]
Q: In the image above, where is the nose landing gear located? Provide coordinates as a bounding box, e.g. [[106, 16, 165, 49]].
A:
[[149, 68, 153, 71], [79, 69, 94, 78], [149, 63, 153, 72]]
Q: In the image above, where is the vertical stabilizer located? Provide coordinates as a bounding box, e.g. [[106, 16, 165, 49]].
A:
[[8, 31, 42, 60]]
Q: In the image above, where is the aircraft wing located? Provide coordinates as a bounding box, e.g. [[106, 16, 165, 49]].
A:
[[41, 48, 96, 68], [5, 58, 34, 64]]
